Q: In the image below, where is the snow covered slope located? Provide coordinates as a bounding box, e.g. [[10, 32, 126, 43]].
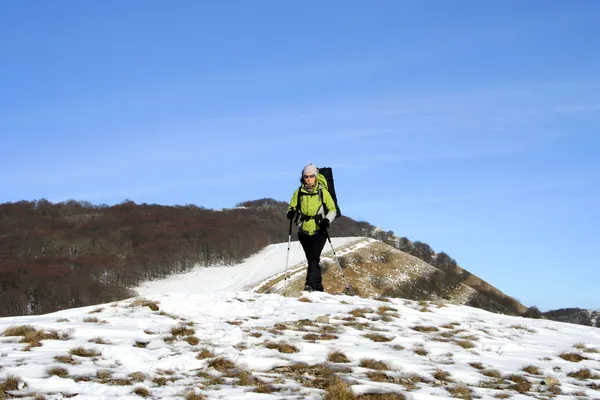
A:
[[134, 236, 366, 296]]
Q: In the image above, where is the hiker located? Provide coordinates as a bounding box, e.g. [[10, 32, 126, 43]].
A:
[[286, 164, 337, 292]]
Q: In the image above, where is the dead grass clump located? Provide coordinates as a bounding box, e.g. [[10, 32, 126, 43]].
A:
[[3, 326, 69, 349], [2, 325, 36, 337], [303, 333, 320, 341], [468, 362, 484, 370], [69, 346, 101, 357], [129, 372, 147, 382], [413, 346, 428, 356], [185, 336, 200, 345], [208, 357, 235, 372], [264, 341, 299, 353], [454, 340, 476, 349], [328, 350, 351, 363], [522, 365, 542, 375], [133, 386, 150, 397], [377, 305, 398, 314], [441, 322, 461, 329], [131, 298, 160, 311], [506, 374, 532, 393], [88, 307, 104, 314], [359, 358, 389, 371], [411, 325, 439, 333], [53, 354, 78, 365], [482, 369, 502, 378], [47, 366, 69, 378], [320, 333, 339, 340], [83, 316, 108, 324], [446, 384, 472, 399], [432, 369, 452, 382], [170, 325, 195, 337], [89, 337, 110, 345], [1, 374, 21, 397], [235, 371, 258, 386], [184, 390, 207, 400], [323, 375, 355, 400], [366, 371, 388, 382], [355, 393, 405, 399], [197, 348, 214, 359], [364, 333, 392, 342], [568, 368, 600, 380], [510, 324, 536, 333], [350, 308, 373, 318], [96, 370, 112, 379], [299, 296, 312, 302], [559, 352, 586, 362]]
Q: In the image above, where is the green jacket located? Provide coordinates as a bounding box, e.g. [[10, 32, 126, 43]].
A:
[[288, 183, 337, 235]]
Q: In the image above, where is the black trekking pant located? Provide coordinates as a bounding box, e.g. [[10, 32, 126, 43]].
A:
[[298, 231, 327, 291]]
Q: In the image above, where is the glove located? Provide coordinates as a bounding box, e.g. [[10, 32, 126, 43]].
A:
[[286, 209, 295, 220], [320, 218, 330, 231]]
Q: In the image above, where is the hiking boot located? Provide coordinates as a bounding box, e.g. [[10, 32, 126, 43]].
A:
[[304, 285, 314, 292]]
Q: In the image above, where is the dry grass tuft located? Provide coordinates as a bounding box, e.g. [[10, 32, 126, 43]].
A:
[[454, 340, 475, 349], [468, 362, 484, 370], [133, 386, 151, 397], [131, 298, 160, 311], [350, 308, 373, 318], [432, 369, 452, 382], [377, 305, 398, 314], [69, 346, 101, 357], [364, 333, 392, 342], [299, 296, 312, 302], [82, 316, 108, 324], [96, 369, 112, 379], [411, 325, 439, 333], [328, 350, 351, 363], [47, 366, 69, 378], [568, 368, 600, 380], [88, 307, 104, 314], [506, 374, 532, 393], [359, 358, 389, 371], [303, 333, 320, 341], [522, 365, 542, 375], [2, 325, 37, 337], [559, 352, 586, 362], [264, 340, 299, 353], [184, 390, 207, 400], [445, 384, 472, 399], [355, 393, 406, 399], [197, 347, 214, 359], [482, 369, 502, 378], [208, 357, 235, 372], [170, 324, 195, 337], [0, 374, 21, 397], [323, 375, 355, 400], [129, 372, 147, 382], [185, 336, 200, 345], [89, 337, 111, 345], [413, 345, 428, 356], [53, 354, 79, 365], [2, 325, 70, 349]]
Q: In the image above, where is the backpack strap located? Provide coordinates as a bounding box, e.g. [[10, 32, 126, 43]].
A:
[[294, 186, 324, 223]]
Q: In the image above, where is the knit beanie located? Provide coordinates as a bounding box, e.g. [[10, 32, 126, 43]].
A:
[[302, 164, 318, 177]]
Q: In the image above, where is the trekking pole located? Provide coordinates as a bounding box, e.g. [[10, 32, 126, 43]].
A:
[[283, 213, 294, 292], [323, 229, 351, 293]]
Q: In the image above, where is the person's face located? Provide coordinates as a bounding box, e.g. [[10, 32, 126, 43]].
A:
[[303, 173, 316, 186]]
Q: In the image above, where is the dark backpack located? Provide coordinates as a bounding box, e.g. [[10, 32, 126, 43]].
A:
[[296, 166, 341, 218]]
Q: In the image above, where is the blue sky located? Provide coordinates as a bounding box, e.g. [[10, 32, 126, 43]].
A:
[[1, 0, 599, 311]]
